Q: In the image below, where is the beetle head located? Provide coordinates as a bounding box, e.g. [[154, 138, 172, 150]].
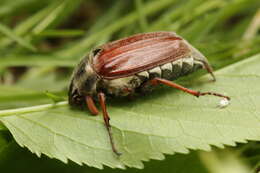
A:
[[68, 55, 99, 107]]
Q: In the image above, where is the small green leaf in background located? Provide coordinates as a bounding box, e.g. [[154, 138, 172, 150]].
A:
[[44, 91, 65, 103], [1, 53, 260, 169]]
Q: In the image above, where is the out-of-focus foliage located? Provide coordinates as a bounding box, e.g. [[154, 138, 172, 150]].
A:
[[0, 0, 260, 172]]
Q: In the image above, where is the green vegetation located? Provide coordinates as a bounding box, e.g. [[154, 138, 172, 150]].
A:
[[0, 0, 260, 172]]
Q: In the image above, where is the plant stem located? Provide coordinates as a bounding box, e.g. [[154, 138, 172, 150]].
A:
[[0, 101, 68, 118]]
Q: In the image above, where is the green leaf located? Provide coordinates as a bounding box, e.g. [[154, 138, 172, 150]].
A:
[[0, 53, 260, 169], [0, 146, 208, 173], [44, 91, 65, 103]]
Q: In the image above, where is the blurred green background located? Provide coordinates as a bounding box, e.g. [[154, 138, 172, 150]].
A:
[[0, 0, 260, 172]]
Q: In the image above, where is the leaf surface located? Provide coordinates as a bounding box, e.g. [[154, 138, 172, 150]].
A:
[[0, 54, 260, 169]]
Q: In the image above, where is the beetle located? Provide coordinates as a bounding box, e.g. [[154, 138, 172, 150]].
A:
[[68, 31, 230, 156]]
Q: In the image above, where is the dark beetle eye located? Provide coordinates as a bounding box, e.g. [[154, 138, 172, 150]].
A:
[[92, 48, 102, 56]]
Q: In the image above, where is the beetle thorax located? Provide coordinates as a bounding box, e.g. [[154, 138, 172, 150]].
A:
[[78, 64, 99, 95], [69, 59, 100, 107]]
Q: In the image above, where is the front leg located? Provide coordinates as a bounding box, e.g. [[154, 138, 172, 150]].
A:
[[85, 95, 99, 115], [98, 92, 121, 156]]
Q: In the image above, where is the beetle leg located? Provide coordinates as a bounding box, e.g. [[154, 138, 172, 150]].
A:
[[85, 96, 99, 115], [150, 78, 230, 100], [98, 92, 121, 156]]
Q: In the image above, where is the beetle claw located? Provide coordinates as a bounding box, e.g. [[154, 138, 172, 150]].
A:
[[217, 98, 230, 108]]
